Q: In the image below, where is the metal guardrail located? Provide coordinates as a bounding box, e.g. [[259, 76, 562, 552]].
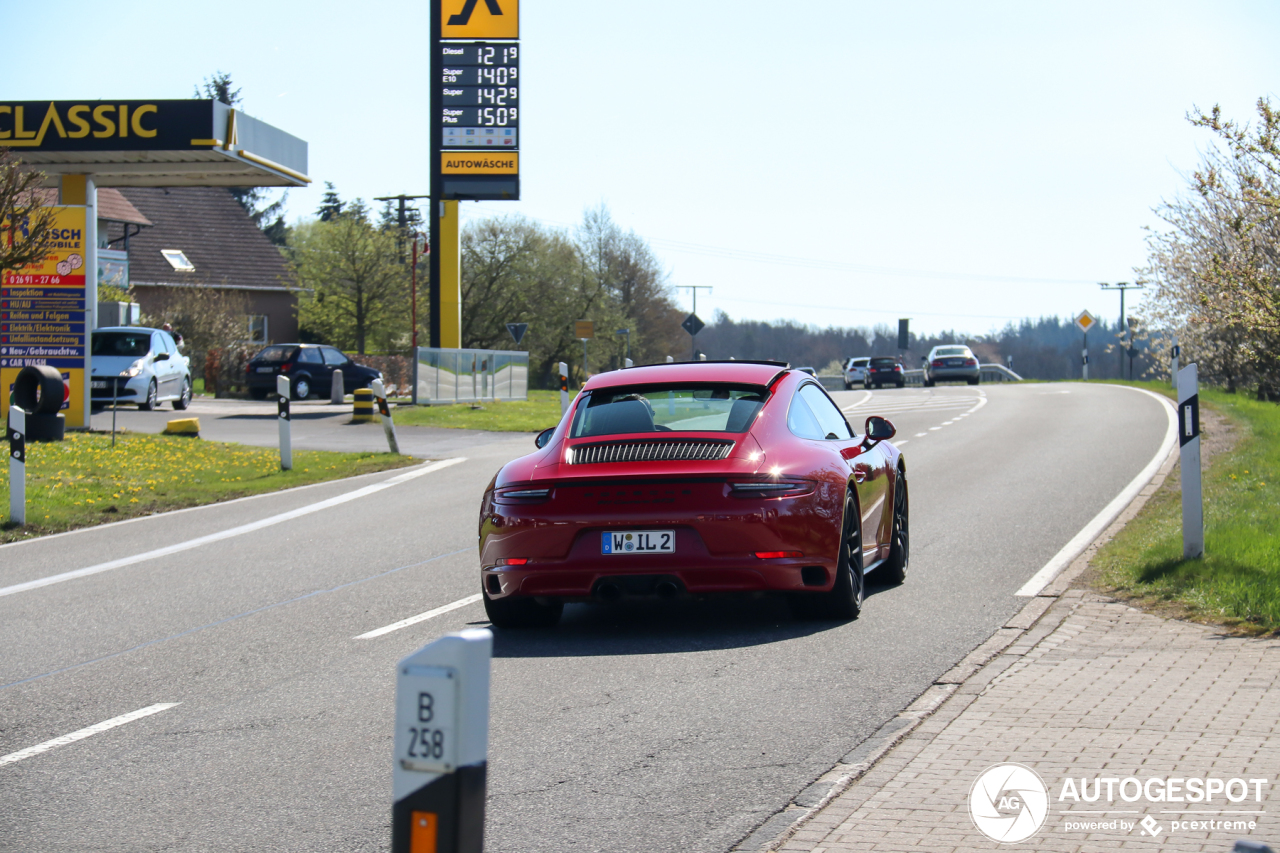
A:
[[412, 347, 529, 405]]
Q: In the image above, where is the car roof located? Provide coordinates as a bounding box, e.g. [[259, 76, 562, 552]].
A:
[[583, 361, 788, 391], [94, 326, 162, 334]]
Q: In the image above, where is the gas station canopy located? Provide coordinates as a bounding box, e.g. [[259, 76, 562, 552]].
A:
[[0, 99, 309, 188]]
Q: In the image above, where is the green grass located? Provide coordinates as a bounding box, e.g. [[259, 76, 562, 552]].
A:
[[391, 389, 563, 432], [1091, 387, 1280, 633], [0, 431, 415, 544]]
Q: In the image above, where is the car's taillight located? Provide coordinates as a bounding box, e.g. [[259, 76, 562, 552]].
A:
[[729, 479, 814, 498], [496, 557, 528, 566], [932, 360, 945, 367], [964, 358, 978, 366], [755, 550, 802, 559], [245, 364, 253, 374], [281, 363, 291, 372], [494, 487, 551, 503], [894, 365, 903, 372]]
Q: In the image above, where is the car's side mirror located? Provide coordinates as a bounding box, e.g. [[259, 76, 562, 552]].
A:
[[534, 427, 555, 449], [154, 351, 171, 362], [865, 416, 896, 441]]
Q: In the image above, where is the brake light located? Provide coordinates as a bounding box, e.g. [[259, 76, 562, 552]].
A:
[[893, 365, 902, 372], [281, 363, 291, 372], [964, 358, 978, 366], [932, 360, 945, 367], [494, 487, 551, 503], [755, 551, 802, 559], [496, 558, 528, 566], [729, 479, 814, 498], [245, 364, 253, 374]]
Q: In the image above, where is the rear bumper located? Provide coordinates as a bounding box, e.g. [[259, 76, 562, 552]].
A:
[[928, 367, 979, 381], [479, 480, 845, 600]]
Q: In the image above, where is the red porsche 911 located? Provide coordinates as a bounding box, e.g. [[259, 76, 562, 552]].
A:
[[478, 361, 908, 628]]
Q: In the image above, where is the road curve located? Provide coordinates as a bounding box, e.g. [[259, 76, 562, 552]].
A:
[[0, 383, 1169, 852]]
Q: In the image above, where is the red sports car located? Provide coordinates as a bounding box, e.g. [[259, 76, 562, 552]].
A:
[[478, 361, 908, 628]]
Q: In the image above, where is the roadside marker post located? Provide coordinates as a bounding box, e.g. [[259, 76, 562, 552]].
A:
[[665, 356, 673, 363], [559, 362, 569, 418], [8, 405, 26, 526], [624, 358, 634, 368], [1177, 363, 1203, 559], [392, 629, 492, 853], [1171, 338, 1180, 392], [276, 375, 292, 471], [371, 380, 402, 455], [330, 369, 345, 404]]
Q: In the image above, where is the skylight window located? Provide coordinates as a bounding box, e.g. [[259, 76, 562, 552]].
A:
[[161, 249, 195, 272]]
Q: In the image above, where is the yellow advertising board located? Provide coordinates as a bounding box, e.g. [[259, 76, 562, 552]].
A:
[[441, 0, 519, 39], [574, 320, 595, 340], [1, 205, 87, 427], [441, 151, 518, 174]]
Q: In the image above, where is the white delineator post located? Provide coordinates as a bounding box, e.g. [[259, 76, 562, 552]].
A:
[[276, 375, 292, 471], [371, 379, 402, 455], [1171, 338, 1180, 393], [1177, 363, 1203, 559], [665, 355, 673, 363], [8, 406, 26, 526], [392, 629, 492, 853], [558, 361, 569, 418]]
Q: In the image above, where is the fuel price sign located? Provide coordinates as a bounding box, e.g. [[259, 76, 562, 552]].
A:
[[439, 42, 519, 149]]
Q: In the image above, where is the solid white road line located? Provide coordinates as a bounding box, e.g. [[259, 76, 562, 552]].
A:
[[0, 458, 467, 600], [0, 703, 180, 768], [354, 592, 484, 639], [1015, 387, 1178, 597], [840, 390, 874, 411]]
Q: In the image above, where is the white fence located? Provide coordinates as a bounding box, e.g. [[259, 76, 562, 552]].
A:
[[413, 348, 529, 405]]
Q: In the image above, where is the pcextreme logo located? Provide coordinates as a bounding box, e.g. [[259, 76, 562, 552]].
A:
[[442, 0, 518, 39]]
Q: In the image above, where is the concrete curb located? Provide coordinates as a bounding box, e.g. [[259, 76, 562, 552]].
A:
[[732, 439, 1182, 853]]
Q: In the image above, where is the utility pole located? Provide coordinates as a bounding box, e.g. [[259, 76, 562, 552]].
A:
[[374, 194, 430, 349], [1099, 282, 1145, 379], [678, 285, 712, 360]]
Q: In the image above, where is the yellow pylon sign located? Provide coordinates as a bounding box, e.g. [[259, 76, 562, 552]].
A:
[[441, 0, 518, 39]]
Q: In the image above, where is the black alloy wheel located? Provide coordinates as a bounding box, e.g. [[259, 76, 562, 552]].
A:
[[173, 378, 192, 410], [881, 469, 909, 585], [139, 379, 158, 410], [794, 493, 864, 620], [483, 587, 564, 629]]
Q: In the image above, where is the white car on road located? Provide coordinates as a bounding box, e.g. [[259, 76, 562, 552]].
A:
[[843, 357, 871, 389], [90, 326, 192, 410]]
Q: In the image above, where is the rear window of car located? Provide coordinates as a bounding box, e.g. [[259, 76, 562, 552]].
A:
[[870, 357, 898, 366], [254, 345, 297, 363], [91, 332, 150, 357], [571, 384, 768, 437], [935, 347, 969, 357]]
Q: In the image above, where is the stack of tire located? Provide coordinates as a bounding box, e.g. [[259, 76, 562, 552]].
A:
[[8, 365, 68, 442]]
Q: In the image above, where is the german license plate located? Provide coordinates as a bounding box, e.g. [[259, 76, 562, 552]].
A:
[[602, 530, 674, 555], [256, 367, 274, 373], [91, 380, 108, 389]]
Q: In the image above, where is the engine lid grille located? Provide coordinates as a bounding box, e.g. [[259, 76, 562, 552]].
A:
[[567, 439, 735, 465]]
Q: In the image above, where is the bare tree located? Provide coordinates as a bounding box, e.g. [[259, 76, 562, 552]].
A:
[[0, 150, 58, 275]]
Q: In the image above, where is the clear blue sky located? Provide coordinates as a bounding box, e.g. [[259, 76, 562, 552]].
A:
[[8, 0, 1278, 336]]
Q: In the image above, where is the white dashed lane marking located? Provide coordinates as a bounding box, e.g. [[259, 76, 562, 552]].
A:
[[0, 703, 180, 768]]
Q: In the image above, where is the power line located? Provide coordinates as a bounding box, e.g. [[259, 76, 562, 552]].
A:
[[457, 202, 1107, 287]]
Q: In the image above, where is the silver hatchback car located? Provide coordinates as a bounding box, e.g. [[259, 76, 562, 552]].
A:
[[90, 326, 192, 410], [925, 345, 980, 386]]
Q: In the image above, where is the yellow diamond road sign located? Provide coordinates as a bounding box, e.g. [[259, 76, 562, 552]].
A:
[[1075, 310, 1098, 333], [442, 0, 518, 39]]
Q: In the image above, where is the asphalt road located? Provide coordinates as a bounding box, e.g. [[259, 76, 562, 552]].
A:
[[2, 383, 1172, 852]]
